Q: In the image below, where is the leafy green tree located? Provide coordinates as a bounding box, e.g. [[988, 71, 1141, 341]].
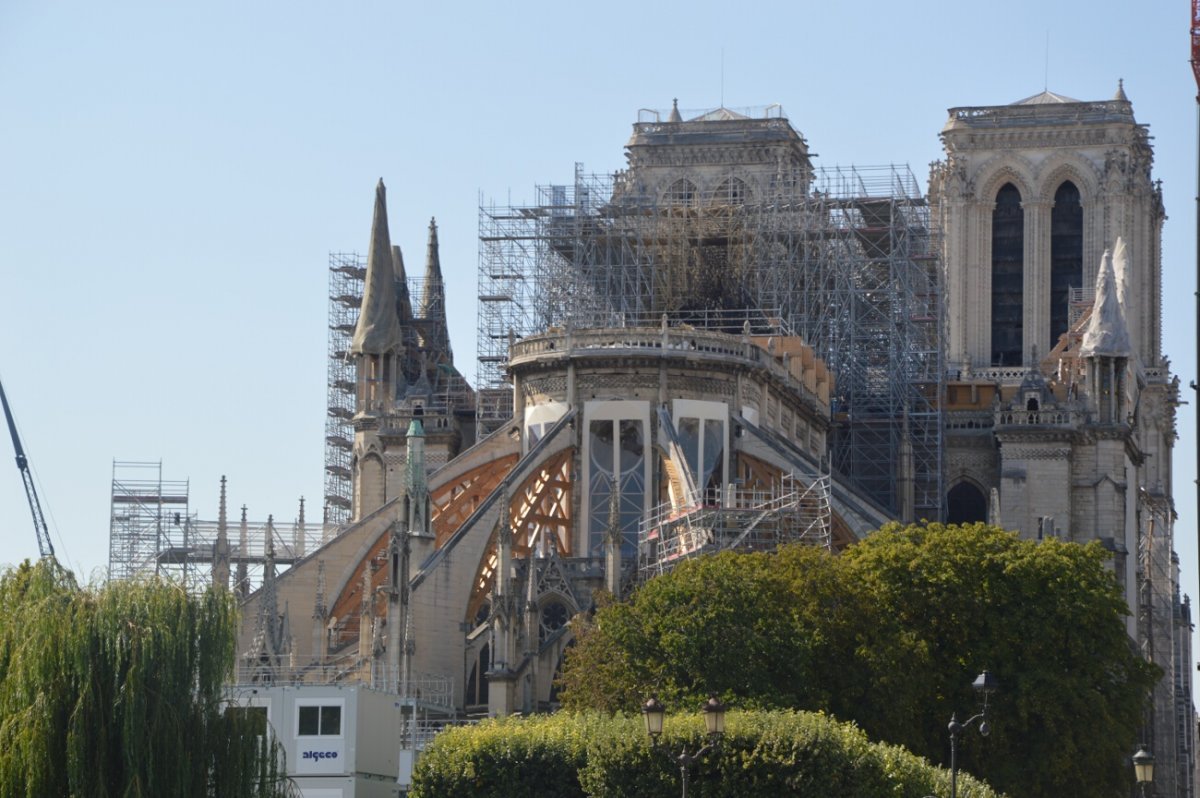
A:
[[559, 522, 1157, 798], [836, 522, 1155, 798], [0, 558, 290, 797], [557, 548, 836, 713], [411, 709, 1002, 798]]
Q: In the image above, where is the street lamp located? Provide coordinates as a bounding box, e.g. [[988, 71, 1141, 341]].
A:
[[642, 696, 665, 738], [1132, 745, 1154, 797], [948, 670, 998, 798], [642, 695, 727, 798]]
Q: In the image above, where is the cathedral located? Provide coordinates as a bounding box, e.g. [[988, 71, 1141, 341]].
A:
[[234, 87, 1194, 796]]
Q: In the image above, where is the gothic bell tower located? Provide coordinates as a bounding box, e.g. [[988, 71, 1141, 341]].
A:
[[350, 180, 404, 519]]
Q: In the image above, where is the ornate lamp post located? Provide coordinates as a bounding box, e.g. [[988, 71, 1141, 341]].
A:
[[642, 695, 726, 798], [1132, 745, 1154, 797], [948, 670, 998, 798]]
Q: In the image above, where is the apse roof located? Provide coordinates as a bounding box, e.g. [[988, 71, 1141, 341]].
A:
[[1011, 90, 1082, 105], [690, 107, 751, 121]]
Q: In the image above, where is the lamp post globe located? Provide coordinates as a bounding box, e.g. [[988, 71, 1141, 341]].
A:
[[702, 695, 726, 737], [642, 697, 665, 739], [642, 696, 726, 798], [1132, 746, 1154, 795], [971, 670, 999, 697]]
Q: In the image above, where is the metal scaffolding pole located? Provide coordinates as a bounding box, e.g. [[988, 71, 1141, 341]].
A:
[[477, 162, 943, 519]]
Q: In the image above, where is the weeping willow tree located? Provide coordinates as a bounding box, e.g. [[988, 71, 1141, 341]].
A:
[[0, 558, 292, 797]]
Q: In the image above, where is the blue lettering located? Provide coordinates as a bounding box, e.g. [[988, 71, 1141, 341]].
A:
[[302, 750, 338, 761]]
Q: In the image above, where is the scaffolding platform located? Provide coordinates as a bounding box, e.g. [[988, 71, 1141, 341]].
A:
[[477, 162, 942, 519], [325, 253, 365, 529], [109, 460, 190, 582], [637, 473, 831, 582]]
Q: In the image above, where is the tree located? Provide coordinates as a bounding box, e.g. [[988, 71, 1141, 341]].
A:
[[411, 709, 1002, 798], [837, 522, 1156, 798], [556, 548, 835, 713], [0, 558, 290, 797], [558, 522, 1157, 798]]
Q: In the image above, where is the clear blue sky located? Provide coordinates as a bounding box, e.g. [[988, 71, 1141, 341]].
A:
[[1, 1, 1196, 633]]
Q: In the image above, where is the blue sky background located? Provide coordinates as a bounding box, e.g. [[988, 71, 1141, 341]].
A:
[[1, 0, 1196, 648]]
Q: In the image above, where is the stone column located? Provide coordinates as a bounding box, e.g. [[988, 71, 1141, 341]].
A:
[[1022, 200, 1052, 365], [967, 199, 992, 367]]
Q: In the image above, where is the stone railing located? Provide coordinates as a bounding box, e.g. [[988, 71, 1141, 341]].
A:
[[949, 100, 1132, 126], [994, 408, 1081, 428], [966, 366, 1029, 382], [945, 411, 994, 431], [1143, 366, 1170, 382], [509, 326, 824, 402]]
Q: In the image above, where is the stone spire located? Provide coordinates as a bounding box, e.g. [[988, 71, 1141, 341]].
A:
[[420, 217, 452, 363], [392, 244, 414, 324], [523, 535, 541, 713], [406, 417, 431, 538], [392, 243, 419, 390], [293, 496, 306, 558], [312, 559, 327, 667], [359, 559, 375, 655], [668, 98, 682, 123], [264, 515, 277, 580], [244, 514, 289, 682], [386, 519, 406, 694], [1114, 78, 1128, 102], [212, 475, 231, 590], [351, 180, 403, 356], [236, 505, 249, 599], [1080, 246, 1132, 358]]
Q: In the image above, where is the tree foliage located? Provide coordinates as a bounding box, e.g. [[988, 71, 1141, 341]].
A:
[[558, 523, 1157, 798], [0, 558, 290, 797], [411, 709, 1001, 798]]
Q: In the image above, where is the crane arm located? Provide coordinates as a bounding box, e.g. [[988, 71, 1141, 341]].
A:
[[1193, 0, 1200, 95], [0, 377, 54, 558]]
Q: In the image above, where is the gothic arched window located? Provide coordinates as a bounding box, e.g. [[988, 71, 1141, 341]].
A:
[[1050, 181, 1083, 350], [539, 600, 569, 643], [711, 177, 750, 206], [991, 183, 1024, 366], [664, 179, 697, 208], [947, 482, 988, 525]]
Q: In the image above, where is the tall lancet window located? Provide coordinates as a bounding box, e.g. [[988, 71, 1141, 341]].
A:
[[583, 401, 651, 558], [991, 183, 1024, 365], [1049, 181, 1083, 350]]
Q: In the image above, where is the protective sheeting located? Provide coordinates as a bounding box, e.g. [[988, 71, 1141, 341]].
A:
[[1080, 239, 1132, 357], [1112, 236, 1130, 315]]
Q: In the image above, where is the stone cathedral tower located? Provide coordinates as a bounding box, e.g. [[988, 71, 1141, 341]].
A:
[[931, 85, 1190, 796], [349, 180, 474, 522]]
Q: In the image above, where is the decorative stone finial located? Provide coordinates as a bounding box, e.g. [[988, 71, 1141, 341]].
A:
[[1114, 78, 1128, 102], [668, 98, 682, 123]]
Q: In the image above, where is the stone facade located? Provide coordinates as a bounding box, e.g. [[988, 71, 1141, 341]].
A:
[[613, 101, 813, 209], [238, 169, 888, 725], [233, 89, 1194, 797], [931, 86, 1189, 797]]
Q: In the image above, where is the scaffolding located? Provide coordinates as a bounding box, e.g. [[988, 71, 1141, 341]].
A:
[[326, 253, 365, 528], [477, 162, 943, 519], [108, 460, 325, 593], [109, 460, 189, 581], [637, 473, 831, 582], [171, 514, 325, 594]]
